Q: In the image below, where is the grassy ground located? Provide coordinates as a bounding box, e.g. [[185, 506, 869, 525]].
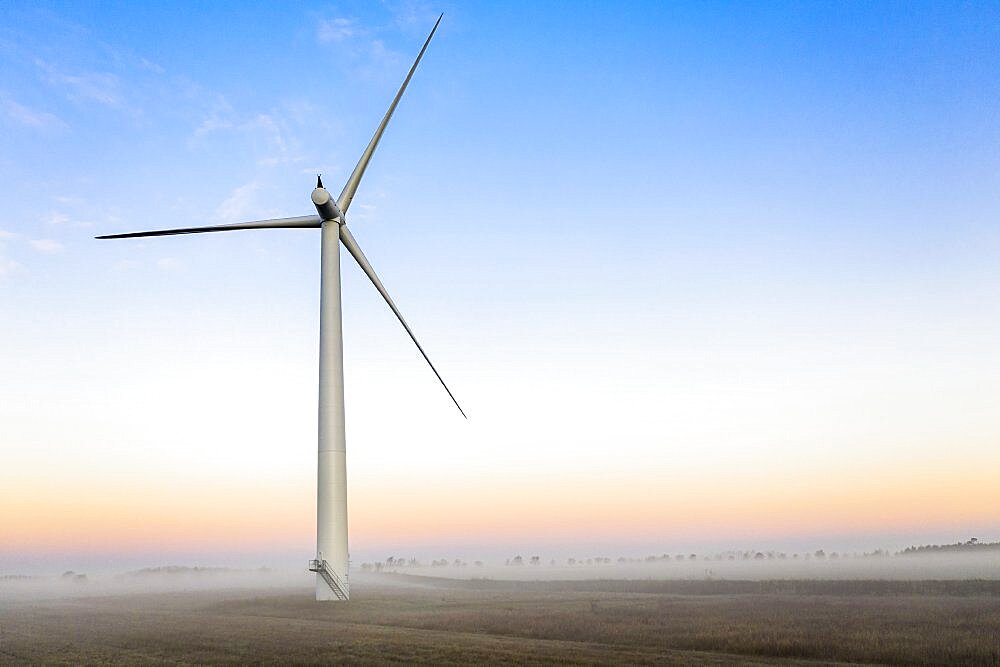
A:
[[1, 577, 998, 665]]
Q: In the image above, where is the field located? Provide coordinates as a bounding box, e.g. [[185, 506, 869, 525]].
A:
[[1, 576, 999, 665]]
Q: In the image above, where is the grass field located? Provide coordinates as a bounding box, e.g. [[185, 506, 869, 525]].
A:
[[1, 576, 998, 665]]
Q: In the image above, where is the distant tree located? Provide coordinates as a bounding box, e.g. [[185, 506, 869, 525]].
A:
[[512, 555, 523, 566], [530, 556, 540, 566], [814, 549, 826, 559], [568, 558, 576, 566], [689, 554, 697, 560], [474, 561, 484, 567]]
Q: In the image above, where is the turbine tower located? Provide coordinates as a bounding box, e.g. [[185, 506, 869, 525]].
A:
[[96, 14, 463, 602]]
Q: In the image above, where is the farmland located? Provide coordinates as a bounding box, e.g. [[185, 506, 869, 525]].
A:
[[1, 575, 999, 665]]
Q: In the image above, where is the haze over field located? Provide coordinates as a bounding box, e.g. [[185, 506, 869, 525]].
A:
[[2, 0, 1000, 576]]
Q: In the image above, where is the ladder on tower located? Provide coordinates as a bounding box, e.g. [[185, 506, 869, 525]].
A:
[[308, 559, 349, 600]]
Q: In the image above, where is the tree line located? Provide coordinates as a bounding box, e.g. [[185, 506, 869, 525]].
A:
[[358, 538, 995, 572]]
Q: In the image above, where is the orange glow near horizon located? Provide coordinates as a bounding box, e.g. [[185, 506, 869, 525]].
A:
[[3, 458, 997, 556]]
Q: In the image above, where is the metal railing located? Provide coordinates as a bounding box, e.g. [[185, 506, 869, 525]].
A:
[[308, 559, 349, 600]]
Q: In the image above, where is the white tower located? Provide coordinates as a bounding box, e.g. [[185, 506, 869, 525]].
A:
[[97, 15, 464, 602], [314, 218, 349, 600]]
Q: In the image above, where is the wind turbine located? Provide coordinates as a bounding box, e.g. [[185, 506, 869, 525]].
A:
[[96, 14, 463, 602]]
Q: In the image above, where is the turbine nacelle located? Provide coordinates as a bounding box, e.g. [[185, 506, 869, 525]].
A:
[[312, 176, 343, 222]]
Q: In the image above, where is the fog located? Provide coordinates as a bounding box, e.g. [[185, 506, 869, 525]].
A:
[[3, 550, 997, 607], [384, 551, 1000, 582], [0, 567, 310, 606]]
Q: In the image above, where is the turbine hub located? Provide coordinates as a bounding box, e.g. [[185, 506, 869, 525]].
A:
[[312, 187, 343, 222]]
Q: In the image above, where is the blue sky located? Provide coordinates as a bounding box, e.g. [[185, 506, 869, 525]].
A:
[[2, 1, 1000, 571]]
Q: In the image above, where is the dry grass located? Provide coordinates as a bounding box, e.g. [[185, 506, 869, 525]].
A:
[[1, 578, 998, 665]]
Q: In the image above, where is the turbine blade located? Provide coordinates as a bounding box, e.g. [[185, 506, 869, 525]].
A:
[[339, 224, 466, 418], [95, 215, 321, 239], [337, 13, 442, 215]]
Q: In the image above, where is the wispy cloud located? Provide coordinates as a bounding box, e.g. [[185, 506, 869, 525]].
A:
[[318, 17, 356, 43], [0, 256, 20, 277], [138, 57, 165, 75], [194, 115, 234, 137], [385, 1, 441, 35], [193, 106, 305, 167], [248, 113, 292, 166], [41, 209, 95, 228], [113, 258, 142, 271], [313, 12, 405, 79], [44, 212, 71, 226], [40, 195, 122, 230], [215, 181, 262, 223], [36, 59, 122, 108], [0, 229, 66, 278], [29, 239, 64, 254], [0, 230, 21, 278], [0, 92, 66, 130]]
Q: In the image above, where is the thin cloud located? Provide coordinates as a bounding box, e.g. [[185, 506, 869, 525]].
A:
[[386, 0, 440, 34], [247, 113, 291, 165], [194, 115, 235, 138], [44, 212, 71, 226], [313, 13, 405, 79], [215, 181, 262, 223], [193, 106, 304, 167], [113, 258, 142, 271], [0, 93, 67, 130], [35, 59, 122, 108], [318, 17, 356, 43], [42, 210, 94, 228], [138, 57, 165, 75], [367, 39, 403, 71], [0, 230, 21, 277], [29, 239, 64, 254], [0, 256, 20, 277]]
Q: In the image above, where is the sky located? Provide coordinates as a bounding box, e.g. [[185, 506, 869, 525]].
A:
[[2, 1, 999, 574]]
